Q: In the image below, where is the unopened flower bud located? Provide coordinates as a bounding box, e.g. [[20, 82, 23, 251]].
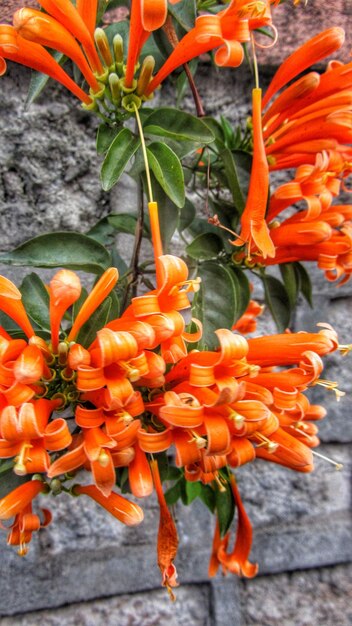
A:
[[136, 55, 155, 96], [94, 27, 113, 68]]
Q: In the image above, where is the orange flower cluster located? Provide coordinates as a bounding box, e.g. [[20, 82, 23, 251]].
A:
[[0, 249, 342, 590], [233, 27, 352, 274], [0, 0, 275, 114]]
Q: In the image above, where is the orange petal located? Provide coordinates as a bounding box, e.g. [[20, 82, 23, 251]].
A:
[[75, 484, 144, 526], [128, 443, 153, 498], [0, 480, 44, 520], [68, 268, 118, 342]]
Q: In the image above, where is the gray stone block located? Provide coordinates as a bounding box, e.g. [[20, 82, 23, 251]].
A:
[[239, 563, 352, 626], [0, 584, 211, 626]]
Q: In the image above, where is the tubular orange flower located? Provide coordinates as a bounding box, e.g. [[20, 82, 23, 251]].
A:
[[13, 8, 101, 92], [231, 88, 275, 259], [146, 0, 273, 95], [35, 0, 103, 74], [150, 458, 178, 600], [246, 326, 338, 366], [49, 270, 82, 353], [0, 479, 45, 520], [124, 0, 168, 88], [0, 26, 92, 104], [68, 268, 119, 342], [75, 484, 144, 526], [0, 275, 34, 338], [262, 27, 345, 108], [76, 0, 97, 36]]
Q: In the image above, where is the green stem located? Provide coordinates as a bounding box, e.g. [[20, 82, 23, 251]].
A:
[[133, 102, 153, 203]]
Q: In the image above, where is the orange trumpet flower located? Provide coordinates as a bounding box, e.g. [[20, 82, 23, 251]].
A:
[[13, 8, 101, 92], [75, 484, 144, 526], [0, 26, 92, 104], [35, 0, 103, 74], [150, 458, 178, 600], [231, 88, 275, 259], [146, 0, 273, 95]]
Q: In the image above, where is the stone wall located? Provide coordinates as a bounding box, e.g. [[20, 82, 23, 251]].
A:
[[0, 3, 352, 624]]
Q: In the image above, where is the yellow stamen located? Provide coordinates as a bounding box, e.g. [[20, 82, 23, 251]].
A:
[[311, 449, 343, 471], [119, 361, 141, 382], [228, 411, 245, 429], [213, 472, 227, 492], [255, 433, 278, 453], [189, 431, 207, 449], [116, 410, 133, 425], [339, 343, 352, 357], [14, 443, 33, 476], [315, 379, 345, 401], [98, 450, 110, 467]]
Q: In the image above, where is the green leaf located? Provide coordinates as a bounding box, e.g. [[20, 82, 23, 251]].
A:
[[168, 0, 197, 30], [86, 217, 116, 245], [0, 233, 111, 274], [218, 145, 248, 212], [101, 128, 140, 191], [202, 117, 226, 143], [199, 484, 216, 512], [144, 108, 214, 144], [76, 297, 112, 348], [185, 480, 202, 504], [96, 123, 122, 154], [108, 213, 148, 236], [150, 179, 180, 251], [178, 199, 196, 233], [228, 266, 251, 323], [25, 51, 64, 108], [280, 263, 298, 310], [261, 273, 291, 331], [165, 479, 183, 506], [147, 142, 185, 208], [0, 469, 29, 499], [294, 262, 313, 308], [186, 233, 223, 260], [167, 466, 182, 481], [215, 482, 235, 538], [20, 273, 50, 331], [193, 261, 236, 350]]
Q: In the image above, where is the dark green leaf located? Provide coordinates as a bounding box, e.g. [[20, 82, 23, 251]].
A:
[[280, 263, 298, 310], [186, 233, 223, 260], [178, 199, 196, 233], [228, 266, 251, 323], [0, 469, 29, 499], [147, 142, 185, 208], [185, 480, 202, 504], [108, 213, 148, 237], [168, 0, 197, 30], [0, 233, 111, 274], [218, 145, 248, 212], [167, 466, 182, 481], [96, 123, 122, 154], [261, 273, 291, 331], [202, 117, 225, 143], [0, 459, 14, 475], [199, 484, 216, 512], [101, 128, 140, 191], [193, 261, 236, 350], [86, 217, 116, 245], [20, 273, 50, 331], [215, 481, 235, 538], [165, 479, 183, 506], [294, 262, 313, 308], [144, 108, 214, 144], [25, 51, 64, 108], [76, 297, 112, 348], [155, 452, 169, 483], [150, 179, 180, 251]]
